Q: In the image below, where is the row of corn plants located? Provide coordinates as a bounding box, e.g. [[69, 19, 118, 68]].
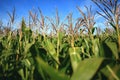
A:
[[0, 0, 120, 80]]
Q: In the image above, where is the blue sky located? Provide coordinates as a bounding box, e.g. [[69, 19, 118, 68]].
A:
[[0, 0, 106, 29]]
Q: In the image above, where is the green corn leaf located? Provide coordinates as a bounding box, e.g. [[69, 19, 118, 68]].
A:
[[44, 39, 59, 64], [110, 22, 116, 31], [35, 56, 70, 80], [92, 38, 99, 57], [58, 32, 64, 44], [70, 58, 104, 80], [69, 47, 82, 72], [84, 39, 90, 52], [92, 27, 96, 34], [24, 40, 35, 53], [105, 41, 118, 59], [22, 59, 31, 69], [18, 65, 30, 80], [21, 18, 26, 32], [99, 42, 106, 57], [101, 64, 120, 80], [18, 69, 25, 80], [1, 49, 14, 58]]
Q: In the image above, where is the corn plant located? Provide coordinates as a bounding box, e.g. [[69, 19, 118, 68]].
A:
[[92, 0, 120, 59]]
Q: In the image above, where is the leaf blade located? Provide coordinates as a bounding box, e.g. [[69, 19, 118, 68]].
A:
[[71, 58, 104, 80]]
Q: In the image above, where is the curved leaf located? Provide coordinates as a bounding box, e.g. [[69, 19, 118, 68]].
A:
[[35, 56, 70, 80], [105, 41, 118, 59], [71, 58, 104, 80], [69, 47, 82, 72]]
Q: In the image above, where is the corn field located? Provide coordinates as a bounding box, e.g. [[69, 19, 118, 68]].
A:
[[0, 0, 120, 80]]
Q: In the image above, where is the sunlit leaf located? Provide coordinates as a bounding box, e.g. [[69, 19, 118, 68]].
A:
[[71, 58, 104, 80], [44, 39, 59, 64], [69, 47, 82, 72], [92, 38, 99, 57]]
